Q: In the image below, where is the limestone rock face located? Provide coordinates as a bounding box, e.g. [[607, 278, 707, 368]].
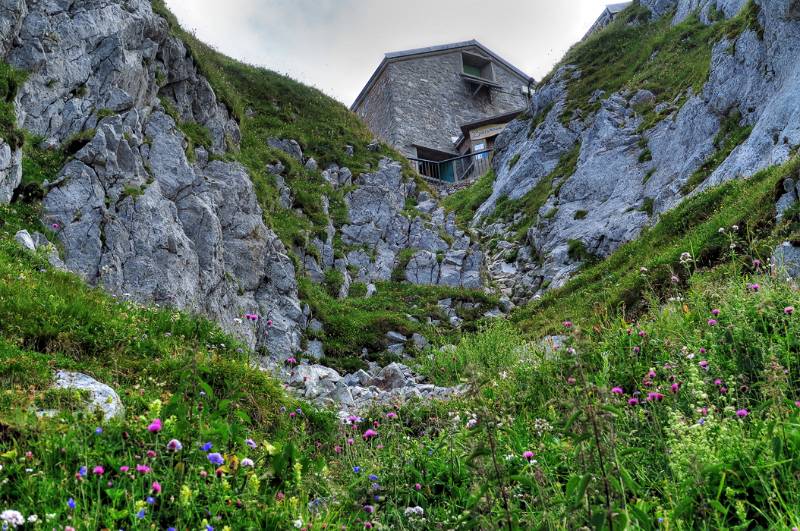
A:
[[2, 0, 301, 357], [341, 159, 483, 288], [479, 0, 800, 303]]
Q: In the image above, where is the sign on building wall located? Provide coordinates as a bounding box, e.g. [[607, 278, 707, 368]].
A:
[[469, 123, 507, 141]]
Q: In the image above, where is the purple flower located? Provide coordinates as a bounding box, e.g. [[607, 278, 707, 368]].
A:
[[646, 392, 665, 402], [241, 458, 255, 467], [78, 466, 87, 477], [785, 306, 795, 315], [167, 439, 183, 452], [736, 409, 749, 418], [364, 505, 375, 514], [207, 453, 224, 465], [201, 442, 213, 452], [147, 418, 162, 433], [353, 466, 361, 473], [523, 451, 535, 461], [707, 319, 718, 327], [611, 387, 623, 395], [628, 398, 639, 406], [368, 474, 379, 481], [748, 283, 760, 292], [363, 429, 378, 440], [699, 360, 709, 370], [245, 438, 257, 449], [67, 498, 76, 510], [95, 427, 103, 435], [711, 308, 720, 316]]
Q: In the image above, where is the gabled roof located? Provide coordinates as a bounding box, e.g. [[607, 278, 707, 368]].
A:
[[606, 2, 633, 14], [351, 40, 533, 111]]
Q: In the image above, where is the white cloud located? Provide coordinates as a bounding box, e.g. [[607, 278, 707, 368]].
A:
[[164, 0, 613, 106]]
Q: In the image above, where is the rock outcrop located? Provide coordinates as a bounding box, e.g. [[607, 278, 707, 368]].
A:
[[477, 0, 800, 302], [1, 0, 304, 356]]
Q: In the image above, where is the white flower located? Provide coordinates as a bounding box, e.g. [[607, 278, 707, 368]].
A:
[[404, 506, 425, 518], [0, 510, 25, 528], [26, 515, 38, 523], [293, 518, 304, 529], [466, 418, 478, 429], [241, 458, 255, 467], [731, 225, 739, 231], [718, 227, 726, 234]]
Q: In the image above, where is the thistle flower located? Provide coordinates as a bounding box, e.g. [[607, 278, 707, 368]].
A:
[[414, 483, 422, 491], [711, 308, 720, 316], [363, 429, 378, 440], [119, 466, 130, 473], [386, 412, 397, 419], [707, 319, 718, 326], [671, 383, 680, 393], [334, 445, 342, 454], [628, 398, 639, 406], [167, 439, 183, 452], [785, 306, 795, 315], [92, 466, 104, 475], [285, 357, 297, 365], [748, 283, 760, 292], [646, 392, 664, 402], [152, 481, 162, 493], [523, 451, 535, 461], [611, 387, 623, 395], [347, 438, 355, 446], [147, 419, 162, 433], [136, 464, 151, 474], [364, 505, 375, 514], [736, 409, 749, 418]]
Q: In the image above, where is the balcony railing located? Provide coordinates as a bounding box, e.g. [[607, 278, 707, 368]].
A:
[[408, 149, 493, 183]]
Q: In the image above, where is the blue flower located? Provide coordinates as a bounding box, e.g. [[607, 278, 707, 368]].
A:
[[78, 466, 87, 477], [136, 509, 146, 519], [207, 452, 224, 465], [95, 427, 103, 435], [202, 442, 213, 452], [368, 474, 378, 481], [67, 498, 76, 510], [353, 466, 361, 473], [146, 496, 155, 505], [168, 528, 176, 531]]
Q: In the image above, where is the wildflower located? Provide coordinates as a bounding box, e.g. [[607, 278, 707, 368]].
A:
[[364, 505, 375, 514], [562, 320, 573, 329], [93, 466, 105, 476], [647, 369, 656, 379], [748, 283, 760, 292], [26, 515, 37, 524], [167, 439, 183, 452], [136, 464, 151, 474], [286, 357, 297, 365], [0, 510, 24, 528], [120, 466, 130, 472], [207, 453, 224, 466], [679, 252, 693, 264], [95, 427, 103, 435], [152, 481, 162, 493], [386, 412, 397, 419], [289, 411, 296, 419], [466, 418, 478, 429], [146, 450, 157, 458], [241, 458, 255, 467], [267, 319, 273, 327], [347, 438, 355, 446], [136, 509, 146, 519], [707, 319, 717, 326], [638, 330, 646, 337], [671, 383, 680, 393], [523, 451, 535, 461], [718, 227, 725, 234], [51, 222, 61, 230], [334, 445, 342, 454], [711, 308, 720, 316], [67, 498, 76, 510], [628, 398, 639, 406], [353, 466, 361, 473], [671, 275, 679, 284], [640, 267, 648, 273], [567, 377, 577, 385], [246, 438, 257, 449], [146, 496, 156, 505], [404, 506, 425, 518], [611, 387, 623, 394], [647, 392, 664, 402], [363, 429, 378, 440], [699, 360, 709, 370], [202, 442, 214, 451], [736, 409, 749, 418], [786, 306, 795, 315], [633, 346, 641, 354], [147, 418, 162, 433], [795, 401, 800, 408], [293, 518, 303, 529], [78, 466, 87, 477]]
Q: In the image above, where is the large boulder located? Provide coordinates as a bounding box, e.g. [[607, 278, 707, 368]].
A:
[[54, 371, 124, 421]]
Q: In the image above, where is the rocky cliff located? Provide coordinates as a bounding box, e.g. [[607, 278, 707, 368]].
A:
[[477, 0, 800, 302], [0, 0, 486, 363]]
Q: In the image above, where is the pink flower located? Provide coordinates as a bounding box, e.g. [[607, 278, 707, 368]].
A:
[[386, 412, 397, 419], [414, 483, 422, 491], [699, 360, 709, 370], [748, 283, 760, 292], [523, 451, 535, 461], [334, 445, 342, 454], [285, 357, 297, 365], [347, 438, 354, 446], [711, 308, 720, 316], [147, 418, 162, 433], [647, 369, 656, 379], [151, 481, 161, 493], [699, 347, 707, 354], [633, 346, 641, 354], [136, 464, 151, 474], [119, 466, 129, 473], [562, 320, 573, 329], [628, 398, 639, 406], [736, 409, 749, 418], [714, 379, 722, 386], [646, 392, 664, 402], [146, 450, 156, 458], [611, 387, 623, 395], [707, 319, 718, 326], [671, 383, 680, 393], [752, 259, 762, 268], [93, 466, 105, 475], [289, 412, 296, 418], [363, 429, 378, 440], [785, 306, 795, 315], [638, 330, 646, 337], [795, 401, 800, 408], [266, 319, 273, 327], [567, 377, 577, 385]]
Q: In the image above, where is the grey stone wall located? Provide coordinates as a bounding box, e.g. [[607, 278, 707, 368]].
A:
[[356, 47, 528, 158]]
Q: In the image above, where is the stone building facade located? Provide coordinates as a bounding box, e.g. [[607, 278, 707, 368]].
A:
[[352, 41, 532, 159]]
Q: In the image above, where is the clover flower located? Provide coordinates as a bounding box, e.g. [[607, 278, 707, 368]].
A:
[[699, 360, 709, 370], [711, 308, 720, 316], [414, 483, 422, 490], [119, 466, 130, 473]]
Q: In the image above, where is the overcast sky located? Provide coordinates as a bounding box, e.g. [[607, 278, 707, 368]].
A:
[[164, 0, 615, 106]]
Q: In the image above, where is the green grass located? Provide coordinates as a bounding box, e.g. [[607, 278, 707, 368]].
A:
[[442, 169, 495, 225], [0, 62, 26, 149], [555, 1, 763, 128], [299, 277, 498, 367], [513, 155, 798, 336]]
